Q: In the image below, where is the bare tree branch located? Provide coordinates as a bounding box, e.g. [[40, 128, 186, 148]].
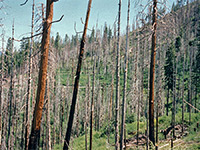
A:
[[51, 15, 64, 24], [20, 0, 28, 6]]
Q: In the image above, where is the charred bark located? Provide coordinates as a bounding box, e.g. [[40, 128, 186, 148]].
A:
[[63, 0, 92, 149], [149, 0, 157, 146]]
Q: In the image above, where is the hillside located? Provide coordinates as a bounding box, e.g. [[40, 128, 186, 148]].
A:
[[0, 0, 199, 150]]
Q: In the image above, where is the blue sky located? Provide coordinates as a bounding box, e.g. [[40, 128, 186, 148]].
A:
[[0, 0, 175, 48]]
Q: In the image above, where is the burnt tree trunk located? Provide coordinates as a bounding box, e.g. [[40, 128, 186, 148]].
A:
[[28, 0, 54, 149], [89, 56, 95, 150], [63, 0, 92, 149], [149, 0, 157, 146]]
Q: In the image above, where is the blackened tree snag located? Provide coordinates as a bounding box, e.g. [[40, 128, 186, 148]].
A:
[[28, 0, 54, 149], [63, 0, 92, 149], [149, 0, 157, 146]]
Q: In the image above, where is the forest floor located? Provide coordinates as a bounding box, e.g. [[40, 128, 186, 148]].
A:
[[54, 112, 200, 150]]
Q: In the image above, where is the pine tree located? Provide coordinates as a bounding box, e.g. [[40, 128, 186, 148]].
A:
[[164, 43, 174, 116]]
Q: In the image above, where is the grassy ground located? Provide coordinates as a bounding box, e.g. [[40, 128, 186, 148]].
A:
[[53, 112, 200, 150]]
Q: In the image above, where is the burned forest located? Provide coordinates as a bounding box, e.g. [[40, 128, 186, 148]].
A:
[[0, 0, 200, 150]]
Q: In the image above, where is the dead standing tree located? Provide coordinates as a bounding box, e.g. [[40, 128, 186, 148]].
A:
[[149, 0, 157, 146], [115, 0, 121, 149], [0, 30, 4, 149], [25, 0, 35, 149], [63, 0, 93, 149], [120, 0, 130, 149], [7, 21, 14, 150], [28, 0, 55, 149]]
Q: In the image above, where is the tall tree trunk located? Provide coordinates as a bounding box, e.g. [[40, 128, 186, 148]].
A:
[[172, 53, 177, 139], [0, 31, 4, 149], [89, 56, 95, 150], [189, 49, 193, 125], [146, 35, 151, 150], [7, 21, 14, 150], [120, 1, 130, 149], [182, 42, 185, 133], [25, 1, 35, 149], [136, 20, 140, 147], [63, 1, 92, 149], [115, 1, 121, 149], [149, 0, 157, 146], [28, 0, 54, 149]]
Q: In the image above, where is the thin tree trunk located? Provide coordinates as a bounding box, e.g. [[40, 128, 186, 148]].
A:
[[182, 44, 185, 133], [189, 49, 192, 125], [172, 54, 177, 139], [166, 88, 169, 116], [0, 31, 4, 149], [149, 0, 157, 146], [52, 76, 56, 147], [146, 36, 151, 150], [89, 56, 95, 150], [46, 75, 51, 150], [21, 92, 25, 149], [14, 77, 20, 150], [136, 20, 140, 147], [63, 1, 92, 149], [7, 21, 14, 150], [84, 74, 89, 150], [115, 1, 121, 149], [25, 1, 34, 149], [120, 2, 130, 149], [108, 70, 114, 143], [29, 0, 54, 149], [60, 90, 64, 143]]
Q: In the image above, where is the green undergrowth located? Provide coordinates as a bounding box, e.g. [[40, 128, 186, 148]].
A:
[[53, 112, 200, 150], [53, 131, 114, 150]]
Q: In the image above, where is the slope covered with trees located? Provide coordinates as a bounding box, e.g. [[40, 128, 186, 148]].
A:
[[0, 0, 199, 150]]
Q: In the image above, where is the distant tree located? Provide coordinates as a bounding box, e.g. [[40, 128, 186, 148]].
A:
[[55, 32, 61, 50], [164, 43, 174, 116], [192, 21, 200, 113], [4, 38, 12, 75], [89, 28, 95, 44]]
